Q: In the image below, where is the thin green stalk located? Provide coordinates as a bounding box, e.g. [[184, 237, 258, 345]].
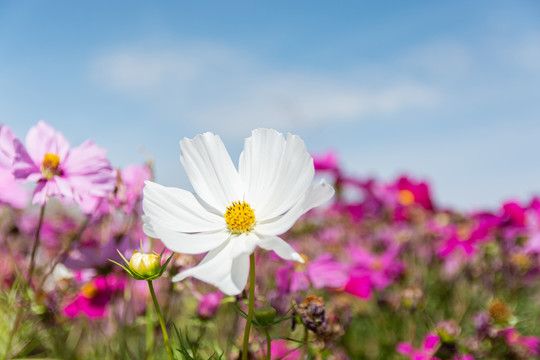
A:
[[27, 204, 46, 285], [146, 301, 155, 360], [148, 280, 174, 360], [264, 327, 271, 360], [242, 253, 256, 360], [303, 326, 309, 359]]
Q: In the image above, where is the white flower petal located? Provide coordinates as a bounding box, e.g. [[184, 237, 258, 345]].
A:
[[143, 218, 230, 254], [143, 181, 224, 233], [180, 132, 243, 211], [230, 232, 259, 259], [172, 240, 250, 295], [239, 129, 315, 220], [256, 233, 304, 262], [255, 179, 334, 235]]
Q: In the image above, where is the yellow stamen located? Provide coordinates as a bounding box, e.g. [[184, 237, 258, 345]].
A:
[[398, 189, 415, 206], [225, 201, 256, 234], [81, 283, 98, 299], [294, 254, 309, 271], [41, 153, 61, 179], [457, 225, 471, 242]]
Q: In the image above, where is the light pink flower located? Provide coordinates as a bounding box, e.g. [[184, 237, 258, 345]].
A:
[[0, 125, 29, 208], [114, 164, 152, 212], [84, 164, 152, 216], [307, 254, 349, 289], [275, 254, 348, 294], [13, 121, 115, 208]]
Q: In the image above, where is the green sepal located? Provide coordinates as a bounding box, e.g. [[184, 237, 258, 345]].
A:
[[108, 249, 175, 281]]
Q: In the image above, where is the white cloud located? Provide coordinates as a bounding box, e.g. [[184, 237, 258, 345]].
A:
[[90, 43, 440, 136]]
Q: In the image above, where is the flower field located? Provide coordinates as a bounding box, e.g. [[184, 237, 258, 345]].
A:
[[1, 122, 540, 359]]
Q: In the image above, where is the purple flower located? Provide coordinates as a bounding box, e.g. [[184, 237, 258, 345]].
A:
[[13, 121, 115, 208]]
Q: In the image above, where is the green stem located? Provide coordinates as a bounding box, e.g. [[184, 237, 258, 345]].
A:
[[27, 204, 46, 285], [146, 301, 155, 360], [264, 327, 271, 360], [303, 326, 309, 359], [148, 280, 174, 360], [242, 253, 256, 360]]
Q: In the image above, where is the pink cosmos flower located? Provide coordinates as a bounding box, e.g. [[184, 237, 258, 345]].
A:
[[197, 291, 223, 319], [397, 333, 440, 360], [346, 245, 403, 292], [13, 121, 115, 208], [523, 208, 540, 256], [343, 273, 372, 299], [63, 274, 125, 319], [116, 164, 152, 212], [501, 201, 527, 227], [376, 176, 434, 221], [499, 328, 540, 356], [88, 164, 152, 216], [0, 125, 29, 208], [397, 333, 475, 360], [394, 176, 434, 211], [270, 339, 301, 360], [436, 219, 494, 259], [276, 254, 348, 294], [312, 150, 340, 175]]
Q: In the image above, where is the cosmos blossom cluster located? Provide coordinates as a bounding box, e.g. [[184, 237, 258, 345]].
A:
[[1, 122, 540, 360]]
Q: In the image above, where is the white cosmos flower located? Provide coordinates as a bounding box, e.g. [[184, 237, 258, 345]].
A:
[[142, 128, 334, 295]]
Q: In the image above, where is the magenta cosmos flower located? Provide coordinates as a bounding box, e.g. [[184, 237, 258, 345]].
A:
[[12, 121, 116, 208], [63, 274, 125, 319]]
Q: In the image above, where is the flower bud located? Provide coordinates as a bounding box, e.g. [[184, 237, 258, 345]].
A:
[[129, 251, 161, 277], [254, 306, 277, 326], [297, 295, 327, 335], [435, 320, 461, 344]]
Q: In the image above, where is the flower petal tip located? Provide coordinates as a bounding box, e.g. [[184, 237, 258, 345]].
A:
[[292, 253, 305, 263]]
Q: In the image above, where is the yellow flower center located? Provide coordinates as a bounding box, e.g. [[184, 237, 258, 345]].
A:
[[41, 153, 61, 179], [294, 254, 309, 271], [225, 201, 256, 234], [81, 283, 98, 299], [397, 189, 415, 206]]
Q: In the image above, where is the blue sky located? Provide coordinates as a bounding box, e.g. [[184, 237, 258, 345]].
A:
[[1, 1, 539, 210]]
